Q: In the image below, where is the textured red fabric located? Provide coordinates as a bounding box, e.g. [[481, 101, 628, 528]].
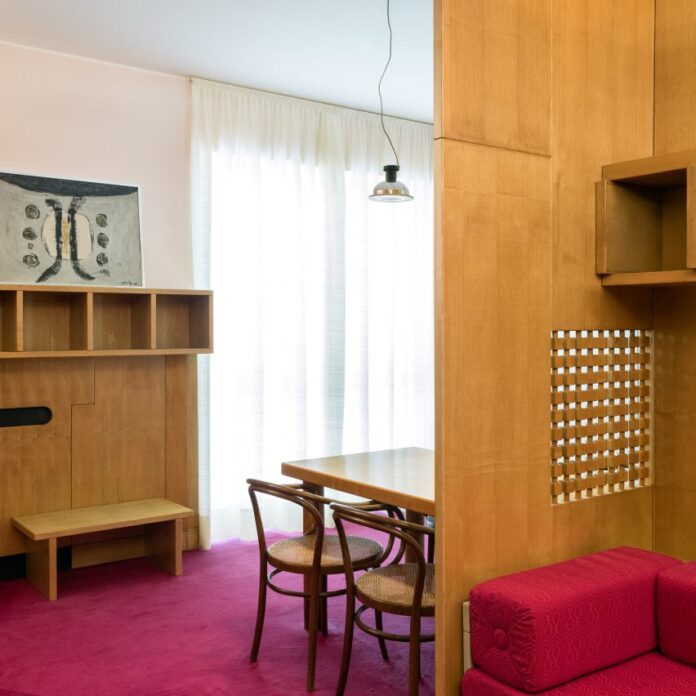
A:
[[469, 547, 680, 693], [461, 652, 696, 696], [658, 561, 696, 667]]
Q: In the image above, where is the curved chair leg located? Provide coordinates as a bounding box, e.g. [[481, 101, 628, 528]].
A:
[[250, 558, 268, 662], [336, 591, 356, 696], [408, 614, 421, 696], [307, 572, 320, 692], [375, 610, 389, 661]]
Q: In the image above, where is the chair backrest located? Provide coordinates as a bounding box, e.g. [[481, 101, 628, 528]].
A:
[[247, 479, 330, 567], [332, 504, 434, 608]]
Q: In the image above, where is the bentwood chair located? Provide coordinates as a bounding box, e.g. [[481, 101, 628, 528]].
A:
[[332, 504, 435, 696], [247, 479, 403, 692]]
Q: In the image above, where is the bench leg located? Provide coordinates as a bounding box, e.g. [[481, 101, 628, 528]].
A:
[[26, 537, 57, 600], [145, 518, 183, 576]]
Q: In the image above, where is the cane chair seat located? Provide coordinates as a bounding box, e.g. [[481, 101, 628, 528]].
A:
[[356, 563, 435, 612], [357, 562, 435, 611], [268, 533, 382, 571]]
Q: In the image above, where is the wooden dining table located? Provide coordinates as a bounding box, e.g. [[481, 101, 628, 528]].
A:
[[282, 446, 435, 625], [281, 445, 435, 530]]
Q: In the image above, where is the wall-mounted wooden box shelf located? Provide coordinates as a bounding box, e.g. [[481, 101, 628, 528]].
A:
[[156, 294, 211, 350], [0, 285, 212, 358], [597, 150, 696, 286]]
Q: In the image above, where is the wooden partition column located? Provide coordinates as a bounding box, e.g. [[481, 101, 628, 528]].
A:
[[435, 2, 655, 693], [652, 0, 696, 561]]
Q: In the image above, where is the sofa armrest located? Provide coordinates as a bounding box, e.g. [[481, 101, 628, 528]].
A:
[[658, 562, 696, 666], [469, 547, 680, 693]]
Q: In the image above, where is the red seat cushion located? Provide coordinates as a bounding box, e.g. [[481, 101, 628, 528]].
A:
[[658, 561, 696, 666], [469, 547, 680, 692], [461, 652, 696, 695]]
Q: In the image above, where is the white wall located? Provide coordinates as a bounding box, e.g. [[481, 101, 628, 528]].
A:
[[0, 42, 192, 288]]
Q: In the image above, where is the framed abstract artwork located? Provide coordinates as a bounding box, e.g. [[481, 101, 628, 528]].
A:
[[0, 172, 143, 286]]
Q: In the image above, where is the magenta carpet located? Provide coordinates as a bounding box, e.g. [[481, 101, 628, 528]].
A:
[[0, 536, 434, 695]]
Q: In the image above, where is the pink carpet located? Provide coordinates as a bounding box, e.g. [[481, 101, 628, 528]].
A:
[[0, 536, 434, 695]]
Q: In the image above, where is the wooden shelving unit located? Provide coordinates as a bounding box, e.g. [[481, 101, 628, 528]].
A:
[[597, 149, 696, 286], [0, 285, 212, 358]]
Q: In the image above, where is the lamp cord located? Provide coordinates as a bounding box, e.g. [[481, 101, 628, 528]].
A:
[[378, 0, 399, 168]]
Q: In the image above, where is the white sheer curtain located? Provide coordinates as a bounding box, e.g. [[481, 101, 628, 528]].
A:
[[191, 78, 433, 542]]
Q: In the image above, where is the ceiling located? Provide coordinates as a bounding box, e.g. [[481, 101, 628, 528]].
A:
[[0, 0, 433, 123]]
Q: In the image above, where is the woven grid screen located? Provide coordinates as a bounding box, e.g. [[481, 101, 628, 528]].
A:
[[550, 329, 652, 504]]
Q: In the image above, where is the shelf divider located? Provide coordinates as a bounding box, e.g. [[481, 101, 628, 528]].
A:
[[148, 294, 157, 350]]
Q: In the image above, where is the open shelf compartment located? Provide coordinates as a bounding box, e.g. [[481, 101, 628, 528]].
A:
[[0, 290, 21, 351], [597, 150, 696, 278], [93, 292, 153, 350], [155, 294, 211, 350], [23, 291, 90, 352]]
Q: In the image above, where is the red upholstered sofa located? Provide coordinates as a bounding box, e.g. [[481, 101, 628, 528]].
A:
[[460, 547, 696, 695]]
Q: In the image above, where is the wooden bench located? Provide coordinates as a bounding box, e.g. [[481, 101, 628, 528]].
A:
[[12, 498, 194, 600]]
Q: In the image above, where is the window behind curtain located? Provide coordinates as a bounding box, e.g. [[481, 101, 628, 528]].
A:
[[191, 79, 434, 542]]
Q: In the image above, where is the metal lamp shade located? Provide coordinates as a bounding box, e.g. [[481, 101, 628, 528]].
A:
[[369, 165, 413, 202]]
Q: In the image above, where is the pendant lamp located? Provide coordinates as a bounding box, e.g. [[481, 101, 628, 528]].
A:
[[369, 0, 413, 202]]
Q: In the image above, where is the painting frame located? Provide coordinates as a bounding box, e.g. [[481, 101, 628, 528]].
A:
[[0, 170, 144, 287]]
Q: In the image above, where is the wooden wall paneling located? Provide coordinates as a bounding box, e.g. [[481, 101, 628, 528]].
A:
[[653, 287, 696, 559], [655, 0, 696, 156], [165, 355, 199, 547], [551, 0, 654, 330], [433, 0, 443, 139], [71, 357, 166, 509], [436, 1, 657, 692], [0, 358, 94, 555], [438, 0, 552, 155], [435, 138, 552, 694], [653, 1, 696, 562], [557, 490, 654, 564]]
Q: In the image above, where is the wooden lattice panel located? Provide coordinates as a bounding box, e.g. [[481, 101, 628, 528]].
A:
[[550, 330, 651, 503]]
